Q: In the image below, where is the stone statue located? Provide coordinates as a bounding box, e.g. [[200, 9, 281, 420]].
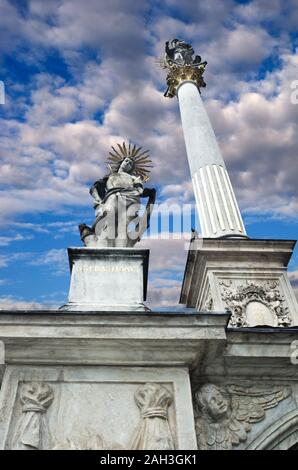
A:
[[79, 142, 156, 247], [161, 39, 207, 98], [194, 383, 290, 450], [165, 39, 205, 67]]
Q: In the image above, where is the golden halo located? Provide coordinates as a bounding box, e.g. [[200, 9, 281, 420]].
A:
[[106, 141, 153, 182]]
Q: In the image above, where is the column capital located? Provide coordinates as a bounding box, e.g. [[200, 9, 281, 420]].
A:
[[161, 38, 207, 98], [164, 64, 207, 98]]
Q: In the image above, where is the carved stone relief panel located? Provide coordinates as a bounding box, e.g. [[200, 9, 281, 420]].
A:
[[219, 279, 291, 327], [130, 383, 174, 450], [193, 383, 291, 450], [1, 367, 196, 450], [12, 382, 54, 450], [53, 382, 175, 450], [7, 381, 175, 450]]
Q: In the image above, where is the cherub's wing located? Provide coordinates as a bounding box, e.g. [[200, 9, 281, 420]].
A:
[[228, 384, 291, 424]]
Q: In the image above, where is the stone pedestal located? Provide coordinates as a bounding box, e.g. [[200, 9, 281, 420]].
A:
[[60, 247, 149, 312], [180, 237, 298, 327]]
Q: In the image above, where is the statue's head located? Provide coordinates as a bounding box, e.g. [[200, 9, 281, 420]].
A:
[[195, 384, 229, 421], [171, 38, 180, 47], [106, 142, 152, 181], [118, 156, 134, 174]]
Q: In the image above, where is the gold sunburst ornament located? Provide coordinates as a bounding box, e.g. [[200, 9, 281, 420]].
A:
[[106, 141, 153, 182]]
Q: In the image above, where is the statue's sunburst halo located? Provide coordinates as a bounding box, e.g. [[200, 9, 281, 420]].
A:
[[106, 141, 153, 182]]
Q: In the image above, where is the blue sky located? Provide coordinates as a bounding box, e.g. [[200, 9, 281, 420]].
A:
[[0, 0, 297, 309]]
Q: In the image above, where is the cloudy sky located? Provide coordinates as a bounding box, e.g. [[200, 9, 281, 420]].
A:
[[0, 0, 297, 309]]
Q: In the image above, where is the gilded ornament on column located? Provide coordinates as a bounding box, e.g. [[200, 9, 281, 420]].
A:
[[160, 38, 207, 98]]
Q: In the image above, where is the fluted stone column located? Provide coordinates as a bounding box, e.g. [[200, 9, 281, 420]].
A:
[[163, 40, 298, 328], [177, 81, 247, 238]]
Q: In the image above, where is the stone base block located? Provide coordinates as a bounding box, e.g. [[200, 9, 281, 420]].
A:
[[60, 247, 149, 311], [180, 238, 298, 327]]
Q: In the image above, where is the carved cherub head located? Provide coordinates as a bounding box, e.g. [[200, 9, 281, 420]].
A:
[[194, 383, 291, 450], [195, 384, 229, 422]]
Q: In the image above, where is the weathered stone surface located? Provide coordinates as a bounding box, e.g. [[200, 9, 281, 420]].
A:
[[0, 366, 196, 450], [190, 327, 298, 450], [180, 238, 298, 327], [0, 311, 228, 366], [130, 383, 175, 450], [0, 310, 297, 450], [60, 247, 150, 311], [0, 310, 229, 449], [193, 382, 291, 450], [196, 329, 298, 378], [11, 382, 54, 449]]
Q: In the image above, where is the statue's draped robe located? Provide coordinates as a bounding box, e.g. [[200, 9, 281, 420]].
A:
[[93, 171, 142, 241]]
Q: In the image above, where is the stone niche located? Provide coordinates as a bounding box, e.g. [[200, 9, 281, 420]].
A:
[[0, 366, 197, 450]]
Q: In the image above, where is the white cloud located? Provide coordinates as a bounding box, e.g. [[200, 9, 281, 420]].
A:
[[0, 252, 33, 268], [0, 296, 53, 310], [147, 278, 182, 308], [139, 236, 190, 307], [0, 248, 68, 276], [205, 25, 277, 74], [0, 234, 33, 246], [1, 1, 297, 226], [30, 248, 68, 275], [0, 256, 9, 269], [2, 3, 298, 224], [235, 0, 298, 30], [203, 51, 298, 217]]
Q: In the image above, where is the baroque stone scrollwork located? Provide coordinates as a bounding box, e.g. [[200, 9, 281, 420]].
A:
[[161, 39, 207, 98], [130, 383, 175, 450], [194, 383, 291, 450], [12, 382, 54, 450], [220, 280, 291, 327]]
